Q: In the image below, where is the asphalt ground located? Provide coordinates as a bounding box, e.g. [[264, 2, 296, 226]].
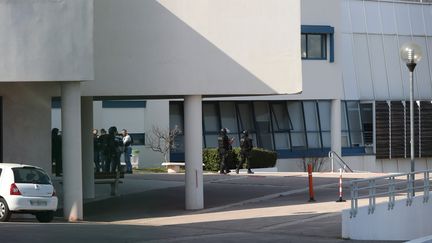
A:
[[0, 171, 401, 243]]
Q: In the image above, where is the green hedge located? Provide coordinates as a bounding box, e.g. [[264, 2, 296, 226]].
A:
[[203, 147, 277, 172]]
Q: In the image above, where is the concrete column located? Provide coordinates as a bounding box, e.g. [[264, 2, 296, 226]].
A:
[[81, 96, 94, 199], [184, 95, 204, 210], [61, 82, 83, 221], [331, 99, 342, 158]]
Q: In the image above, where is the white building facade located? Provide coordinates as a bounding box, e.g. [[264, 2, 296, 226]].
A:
[[55, 0, 432, 175]]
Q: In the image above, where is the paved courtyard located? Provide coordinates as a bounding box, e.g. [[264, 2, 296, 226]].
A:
[[0, 171, 400, 243]]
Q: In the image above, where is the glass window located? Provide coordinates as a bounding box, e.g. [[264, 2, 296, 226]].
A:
[[302, 34, 326, 60], [301, 34, 307, 58], [341, 102, 349, 147], [13, 167, 51, 185], [169, 102, 184, 153], [271, 103, 291, 130], [360, 103, 373, 145], [254, 102, 273, 150], [303, 101, 320, 148], [318, 101, 331, 148], [220, 102, 238, 134], [347, 101, 363, 146], [129, 133, 145, 146], [203, 103, 220, 132], [237, 103, 255, 132], [287, 101, 306, 149]]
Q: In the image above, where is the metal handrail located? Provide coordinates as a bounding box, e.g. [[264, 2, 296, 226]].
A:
[[328, 151, 354, 173], [349, 170, 432, 218]]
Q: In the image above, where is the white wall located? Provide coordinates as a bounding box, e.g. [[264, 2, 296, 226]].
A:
[[342, 195, 432, 241], [2, 83, 58, 175], [0, 0, 93, 82], [83, 0, 301, 97]]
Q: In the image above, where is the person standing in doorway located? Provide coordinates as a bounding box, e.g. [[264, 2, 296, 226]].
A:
[[51, 128, 62, 176], [236, 130, 254, 174], [121, 129, 133, 174], [93, 129, 101, 172]]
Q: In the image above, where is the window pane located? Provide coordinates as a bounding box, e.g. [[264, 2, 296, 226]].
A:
[[220, 102, 238, 134], [301, 34, 307, 58], [254, 102, 273, 150], [360, 103, 373, 145], [274, 133, 290, 149], [303, 101, 319, 131], [287, 102, 306, 148], [237, 103, 254, 132], [170, 102, 183, 129], [307, 133, 320, 148], [205, 134, 219, 148], [307, 34, 324, 58], [271, 103, 291, 130], [347, 101, 363, 146], [318, 101, 331, 131], [203, 103, 219, 132], [322, 132, 331, 148], [169, 102, 184, 153]]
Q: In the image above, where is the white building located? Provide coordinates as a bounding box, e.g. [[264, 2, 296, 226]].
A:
[[6, 0, 301, 221], [54, 0, 432, 174], [7, 0, 432, 221]]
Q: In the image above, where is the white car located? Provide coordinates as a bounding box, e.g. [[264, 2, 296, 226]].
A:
[[0, 163, 58, 222]]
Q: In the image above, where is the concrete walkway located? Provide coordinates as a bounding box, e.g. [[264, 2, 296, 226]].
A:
[[5, 171, 400, 243], [81, 171, 397, 242]]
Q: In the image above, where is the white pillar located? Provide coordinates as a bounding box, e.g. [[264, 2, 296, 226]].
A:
[[331, 99, 342, 158], [61, 82, 83, 221], [81, 96, 94, 199], [184, 95, 204, 210]]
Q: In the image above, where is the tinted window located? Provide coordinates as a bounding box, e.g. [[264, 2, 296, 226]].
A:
[[12, 167, 51, 184]]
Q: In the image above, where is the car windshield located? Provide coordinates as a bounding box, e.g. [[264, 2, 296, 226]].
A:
[[12, 167, 51, 185]]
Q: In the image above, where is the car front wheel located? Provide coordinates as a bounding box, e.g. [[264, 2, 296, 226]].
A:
[[0, 198, 11, 222], [36, 211, 54, 223]]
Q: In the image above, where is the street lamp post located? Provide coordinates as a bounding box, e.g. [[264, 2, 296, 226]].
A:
[[400, 42, 422, 196]]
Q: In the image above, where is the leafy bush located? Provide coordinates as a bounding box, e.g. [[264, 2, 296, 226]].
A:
[[203, 147, 277, 172]]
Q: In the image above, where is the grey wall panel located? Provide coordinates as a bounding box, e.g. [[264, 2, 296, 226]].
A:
[[368, 35, 390, 99], [341, 0, 352, 33], [365, 1, 382, 34], [380, 2, 397, 35], [410, 5, 426, 36], [383, 35, 404, 99], [428, 38, 432, 93], [424, 6, 432, 36], [341, 34, 359, 100], [412, 36, 432, 99], [353, 34, 375, 99], [350, 0, 366, 33], [396, 4, 412, 36]]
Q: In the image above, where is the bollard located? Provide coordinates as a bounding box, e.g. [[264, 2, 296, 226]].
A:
[[308, 163, 315, 202], [336, 168, 346, 202]]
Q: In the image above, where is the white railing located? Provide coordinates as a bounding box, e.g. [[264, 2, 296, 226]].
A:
[[349, 170, 431, 218], [328, 151, 353, 173]]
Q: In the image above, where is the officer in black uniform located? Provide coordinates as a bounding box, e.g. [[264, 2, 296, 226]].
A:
[[236, 130, 254, 174], [218, 128, 232, 174], [107, 126, 124, 172]]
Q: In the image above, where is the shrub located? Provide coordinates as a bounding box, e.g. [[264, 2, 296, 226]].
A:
[[203, 147, 277, 172]]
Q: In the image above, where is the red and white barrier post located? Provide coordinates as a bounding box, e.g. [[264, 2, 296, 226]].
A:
[[336, 168, 346, 202], [308, 163, 315, 202]]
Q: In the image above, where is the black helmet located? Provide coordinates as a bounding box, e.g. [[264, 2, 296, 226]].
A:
[[108, 126, 118, 135], [242, 130, 249, 136]]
